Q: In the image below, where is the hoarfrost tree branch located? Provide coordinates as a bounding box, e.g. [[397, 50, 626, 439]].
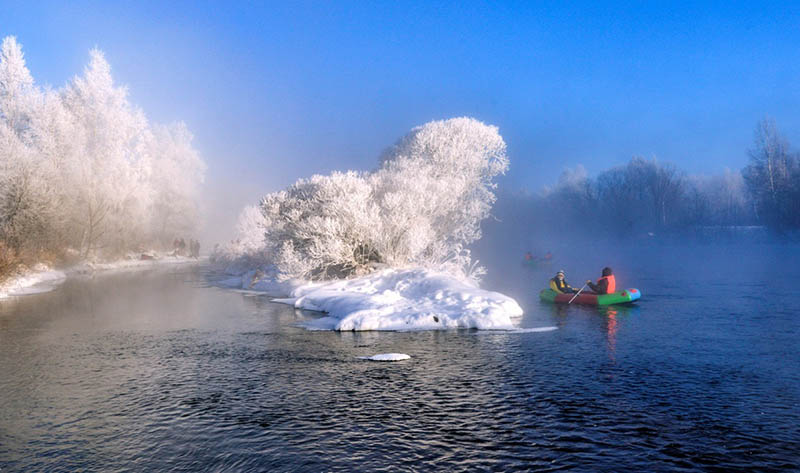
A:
[[234, 117, 509, 282], [0, 36, 205, 271]]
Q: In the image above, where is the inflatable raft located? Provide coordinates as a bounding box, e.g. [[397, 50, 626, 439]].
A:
[[539, 288, 641, 306]]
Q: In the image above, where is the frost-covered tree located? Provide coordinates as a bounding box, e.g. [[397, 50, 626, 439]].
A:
[[250, 117, 508, 281], [743, 118, 799, 228], [219, 204, 271, 265], [0, 36, 50, 252], [0, 36, 35, 138], [147, 123, 205, 243], [594, 157, 685, 233], [0, 36, 205, 268], [263, 170, 380, 279], [371, 117, 507, 275], [684, 169, 752, 226], [61, 49, 153, 256]]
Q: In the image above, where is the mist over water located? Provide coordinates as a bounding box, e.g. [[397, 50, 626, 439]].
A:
[[1, 240, 798, 471]]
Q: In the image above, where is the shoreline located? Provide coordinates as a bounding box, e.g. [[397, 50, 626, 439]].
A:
[[0, 254, 203, 299]]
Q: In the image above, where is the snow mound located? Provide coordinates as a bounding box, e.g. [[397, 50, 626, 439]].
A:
[[359, 353, 411, 362], [278, 268, 524, 331]]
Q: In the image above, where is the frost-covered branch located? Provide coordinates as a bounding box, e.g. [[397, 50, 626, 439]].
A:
[[223, 117, 508, 282], [0, 36, 205, 268]]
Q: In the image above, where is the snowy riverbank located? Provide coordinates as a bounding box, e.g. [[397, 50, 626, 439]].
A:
[[216, 266, 526, 331], [0, 254, 200, 299]]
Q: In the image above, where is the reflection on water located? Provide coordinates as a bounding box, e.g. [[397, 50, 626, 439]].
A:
[[545, 303, 640, 364], [1, 245, 799, 472]]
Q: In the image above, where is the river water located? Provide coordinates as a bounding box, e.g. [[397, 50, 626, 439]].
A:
[[1, 243, 798, 472]]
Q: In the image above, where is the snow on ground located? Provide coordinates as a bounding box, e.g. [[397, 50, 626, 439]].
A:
[[273, 268, 525, 331], [0, 263, 66, 298], [359, 353, 411, 361], [0, 253, 200, 299], [69, 254, 198, 276], [216, 267, 301, 297]]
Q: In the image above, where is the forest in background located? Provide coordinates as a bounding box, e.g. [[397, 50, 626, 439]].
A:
[[489, 117, 800, 245], [0, 37, 205, 279]]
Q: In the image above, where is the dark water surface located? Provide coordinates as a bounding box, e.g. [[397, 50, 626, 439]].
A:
[[1, 244, 799, 472]]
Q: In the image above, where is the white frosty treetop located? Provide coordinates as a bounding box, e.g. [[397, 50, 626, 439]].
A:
[[0, 36, 205, 258], [228, 117, 508, 282]]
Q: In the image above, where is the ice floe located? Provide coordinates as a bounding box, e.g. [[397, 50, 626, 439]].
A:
[[359, 353, 411, 361]]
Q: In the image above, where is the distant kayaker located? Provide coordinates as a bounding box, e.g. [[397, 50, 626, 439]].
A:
[[586, 267, 616, 294], [550, 270, 578, 294]]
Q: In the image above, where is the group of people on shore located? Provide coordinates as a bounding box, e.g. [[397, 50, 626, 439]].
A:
[[172, 237, 201, 258], [550, 267, 616, 295]]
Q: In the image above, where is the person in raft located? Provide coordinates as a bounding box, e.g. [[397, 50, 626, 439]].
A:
[[586, 267, 616, 294], [550, 270, 578, 294]]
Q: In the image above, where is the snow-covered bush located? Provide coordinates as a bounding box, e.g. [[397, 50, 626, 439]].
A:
[[242, 117, 508, 281]]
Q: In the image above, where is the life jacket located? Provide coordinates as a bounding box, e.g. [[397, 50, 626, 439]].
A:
[[598, 275, 616, 294], [550, 277, 570, 294]]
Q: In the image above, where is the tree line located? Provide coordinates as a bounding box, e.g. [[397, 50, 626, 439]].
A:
[[493, 117, 799, 239], [0, 37, 205, 276]]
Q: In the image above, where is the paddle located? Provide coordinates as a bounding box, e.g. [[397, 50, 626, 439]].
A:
[[568, 283, 588, 304]]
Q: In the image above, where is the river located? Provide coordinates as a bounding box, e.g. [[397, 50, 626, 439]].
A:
[[1, 242, 798, 472]]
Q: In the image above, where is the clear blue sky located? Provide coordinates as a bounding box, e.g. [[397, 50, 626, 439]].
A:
[[3, 1, 800, 237]]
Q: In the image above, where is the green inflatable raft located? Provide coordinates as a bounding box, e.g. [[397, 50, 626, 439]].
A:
[[539, 288, 641, 306]]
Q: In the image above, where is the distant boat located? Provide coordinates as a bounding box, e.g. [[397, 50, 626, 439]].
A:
[[521, 254, 553, 269]]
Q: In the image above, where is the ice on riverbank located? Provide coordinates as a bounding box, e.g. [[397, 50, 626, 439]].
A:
[[0, 254, 200, 299], [0, 264, 66, 298], [274, 268, 524, 331], [216, 266, 301, 297]]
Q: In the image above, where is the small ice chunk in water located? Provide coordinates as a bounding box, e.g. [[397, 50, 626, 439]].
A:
[[359, 353, 411, 362], [510, 326, 558, 333]]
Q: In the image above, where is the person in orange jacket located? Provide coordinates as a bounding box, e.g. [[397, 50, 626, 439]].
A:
[[587, 267, 616, 294]]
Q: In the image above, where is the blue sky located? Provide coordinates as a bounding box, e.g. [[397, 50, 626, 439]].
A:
[[3, 1, 800, 237]]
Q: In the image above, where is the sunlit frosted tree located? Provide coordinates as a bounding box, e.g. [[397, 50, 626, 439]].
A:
[[0, 36, 206, 265], [0, 36, 49, 251], [249, 117, 508, 281], [147, 123, 205, 243]]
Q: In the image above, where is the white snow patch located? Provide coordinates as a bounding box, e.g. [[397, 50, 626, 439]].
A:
[[276, 268, 524, 331], [359, 353, 411, 362], [0, 264, 66, 298], [0, 254, 200, 299]]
